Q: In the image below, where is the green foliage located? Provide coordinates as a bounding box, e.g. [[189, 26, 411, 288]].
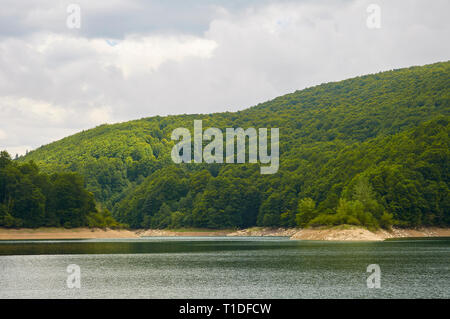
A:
[[310, 176, 396, 229], [309, 198, 379, 229], [18, 61, 450, 229], [0, 151, 121, 228], [379, 212, 394, 229], [295, 198, 317, 227], [87, 208, 124, 229]]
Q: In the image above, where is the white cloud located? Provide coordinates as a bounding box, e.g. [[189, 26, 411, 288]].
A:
[[30, 33, 217, 77], [88, 106, 113, 125], [97, 35, 217, 78], [0, 96, 70, 123]]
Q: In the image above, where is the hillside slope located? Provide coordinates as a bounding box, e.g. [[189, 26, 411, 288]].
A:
[[22, 61, 450, 228]]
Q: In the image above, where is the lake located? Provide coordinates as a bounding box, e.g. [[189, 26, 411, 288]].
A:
[[0, 237, 449, 298]]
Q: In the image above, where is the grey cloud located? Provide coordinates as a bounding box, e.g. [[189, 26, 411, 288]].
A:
[[0, 0, 292, 39]]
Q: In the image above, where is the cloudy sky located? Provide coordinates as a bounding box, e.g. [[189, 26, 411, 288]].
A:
[[0, 0, 449, 156]]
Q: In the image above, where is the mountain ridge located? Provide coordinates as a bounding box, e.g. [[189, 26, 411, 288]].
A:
[[20, 61, 450, 229]]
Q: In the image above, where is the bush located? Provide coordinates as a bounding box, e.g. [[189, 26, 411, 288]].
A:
[[295, 198, 318, 227], [309, 199, 379, 229], [87, 209, 124, 229], [379, 212, 394, 229]]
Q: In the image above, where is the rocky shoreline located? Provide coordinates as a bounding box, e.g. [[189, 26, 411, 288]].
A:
[[228, 226, 450, 241]]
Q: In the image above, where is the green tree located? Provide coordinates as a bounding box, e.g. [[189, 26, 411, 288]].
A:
[[295, 198, 317, 227]]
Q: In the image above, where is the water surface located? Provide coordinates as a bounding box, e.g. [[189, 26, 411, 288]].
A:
[[0, 237, 448, 298]]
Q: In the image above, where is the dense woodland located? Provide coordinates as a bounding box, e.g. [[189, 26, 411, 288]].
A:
[[0, 151, 121, 228], [5, 61, 449, 229]]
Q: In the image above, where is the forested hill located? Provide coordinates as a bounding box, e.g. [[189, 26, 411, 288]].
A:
[[20, 61, 450, 229]]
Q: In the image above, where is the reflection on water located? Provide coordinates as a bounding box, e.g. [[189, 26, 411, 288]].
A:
[[0, 237, 449, 298]]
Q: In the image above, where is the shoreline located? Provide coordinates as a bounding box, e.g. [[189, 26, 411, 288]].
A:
[[0, 226, 449, 241], [0, 227, 139, 240]]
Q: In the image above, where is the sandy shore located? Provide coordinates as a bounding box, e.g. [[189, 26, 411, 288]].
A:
[[0, 226, 449, 241], [0, 227, 139, 240]]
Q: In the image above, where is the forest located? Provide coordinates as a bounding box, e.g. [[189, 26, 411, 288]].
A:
[[0, 151, 121, 228], [4, 61, 449, 229]]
